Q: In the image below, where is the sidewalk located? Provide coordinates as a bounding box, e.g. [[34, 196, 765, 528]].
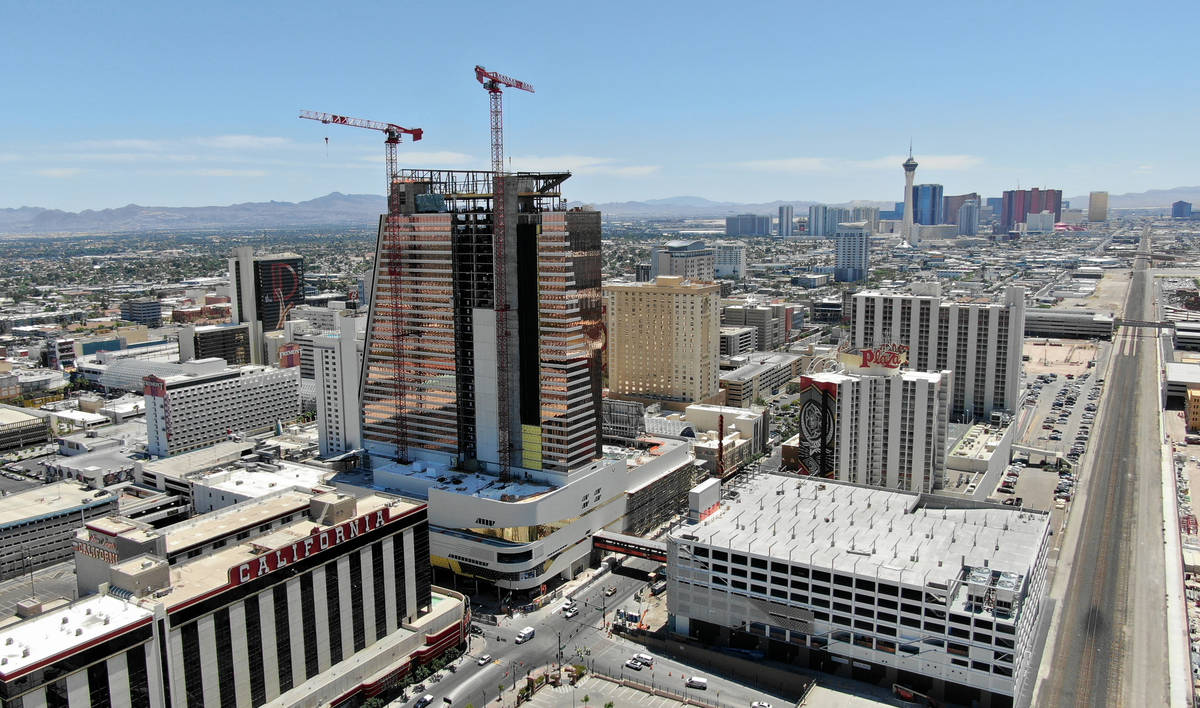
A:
[[1160, 350, 1192, 708]]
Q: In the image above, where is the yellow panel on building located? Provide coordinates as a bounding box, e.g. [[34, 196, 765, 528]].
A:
[[522, 424, 542, 470]]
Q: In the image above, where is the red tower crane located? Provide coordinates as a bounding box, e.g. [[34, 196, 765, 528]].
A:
[[299, 110, 423, 462], [474, 66, 534, 478]]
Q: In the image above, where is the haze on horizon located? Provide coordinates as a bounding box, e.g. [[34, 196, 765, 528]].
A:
[[1, 0, 1193, 211]]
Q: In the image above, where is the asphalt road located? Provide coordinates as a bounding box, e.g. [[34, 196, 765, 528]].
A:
[[1040, 230, 1169, 707], [419, 558, 786, 708]]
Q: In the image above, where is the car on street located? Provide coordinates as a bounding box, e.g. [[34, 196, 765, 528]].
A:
[[564, 607, 579, 619], [634, 653, 654, 667], [625, 658, 644, 670], [515, 627, 535, 644], [604, 586, 616, 597], [414, 694, 435, 708], [751, 703, 773, 708], [686, 677, 709, 689], [477, 654, 492, 666]]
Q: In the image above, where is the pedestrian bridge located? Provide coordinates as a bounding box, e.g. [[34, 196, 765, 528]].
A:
[[591, 530, 667, 563], [1114, 318, 1176, 330]]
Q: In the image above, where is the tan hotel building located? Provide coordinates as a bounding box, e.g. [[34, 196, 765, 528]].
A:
[[604, 276, 721, 405]]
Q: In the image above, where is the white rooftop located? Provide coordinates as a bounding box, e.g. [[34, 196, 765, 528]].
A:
[[0, 595, 153, 678], [374, 460, 553, 501], [192, 461, 333, 497], [161, 489, 314, 553], [1166, 362, 1200, 386], [0, 481, 115, 529], [156, 493, 412, 606], [0, 407, 39, 426], [676, 474, 1049, 591]]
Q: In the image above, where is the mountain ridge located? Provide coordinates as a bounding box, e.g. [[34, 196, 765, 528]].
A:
[[2, 186, 1196, 234]]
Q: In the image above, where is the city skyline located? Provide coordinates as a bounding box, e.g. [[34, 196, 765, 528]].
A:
[[1, 1, 1195, 211]]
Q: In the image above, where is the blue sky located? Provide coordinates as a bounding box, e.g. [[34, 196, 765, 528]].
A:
[[1, 1, 1193, 210]]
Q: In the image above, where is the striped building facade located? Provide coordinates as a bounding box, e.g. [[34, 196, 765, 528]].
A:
[[0, 496, 465, 708]]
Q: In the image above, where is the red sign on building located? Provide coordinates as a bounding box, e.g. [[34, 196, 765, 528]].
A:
[[229, 507, 397, 585]]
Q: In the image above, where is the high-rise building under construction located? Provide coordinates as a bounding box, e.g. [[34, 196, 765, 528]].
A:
[[360, 169, 699, 596], [361, 169, 604, 476]]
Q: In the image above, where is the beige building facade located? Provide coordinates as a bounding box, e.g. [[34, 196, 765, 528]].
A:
[[605, 276, 720, 404]]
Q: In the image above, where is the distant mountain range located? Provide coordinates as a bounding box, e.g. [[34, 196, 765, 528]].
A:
[[2, 186, 1197, 235], [1067, 186, 1200, 210], [0, 192, 386, 235]]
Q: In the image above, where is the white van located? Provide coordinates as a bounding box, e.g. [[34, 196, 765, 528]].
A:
[[515, 626, 535, 644], [633, 653, 654, 667], [685, 676, 708, 689]]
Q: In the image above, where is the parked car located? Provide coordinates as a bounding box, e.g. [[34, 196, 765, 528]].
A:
[[478, 654, 492, 666], [625, 658, 644, 670]]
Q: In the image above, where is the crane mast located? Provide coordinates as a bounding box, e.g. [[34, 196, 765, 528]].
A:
[[474, 66, 534, 479], [299, 110, 422, 462]]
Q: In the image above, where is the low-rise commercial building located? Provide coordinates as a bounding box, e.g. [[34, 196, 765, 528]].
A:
[[0, 480, 118, 580], [371, 435, 696, 596], [723, 304, 786, 351], [0, 405, 52, 451], [189, 460, 337, 513], [681, 403, 769, 457], [1023, 309, 1114, 340], [120, 298, 163, 327], [668, 475, 1051, 706], [1176, 321, 1200, 351], [720, 326, 758, 356], [720, 352, 803, 407]]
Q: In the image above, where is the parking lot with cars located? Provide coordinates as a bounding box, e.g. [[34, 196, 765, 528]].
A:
[[1022, 370, 1105, 466], [991, 369, 1107, 527]]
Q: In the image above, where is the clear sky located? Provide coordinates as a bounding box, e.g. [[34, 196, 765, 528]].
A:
[[1, 0, 1193, 211]]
